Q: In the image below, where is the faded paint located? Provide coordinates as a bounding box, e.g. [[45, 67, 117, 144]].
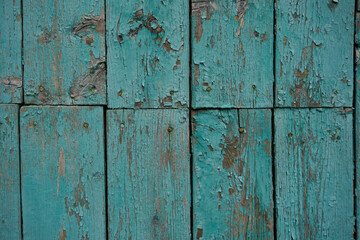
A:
[[107, 109, 190, 239], [0, 1, 22, 103], [192, 109, 273, 239], [23, 1, 106, 105], [191, 0, 274, 108], [20, 106, 106, 239], [275, 109, 354, 239], [275, 0, 353, 107], [106, 1, 189, 108], [0, 105, 21, 239]]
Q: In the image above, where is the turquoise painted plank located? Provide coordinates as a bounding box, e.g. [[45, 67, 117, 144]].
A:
[[23, 0, 106, 105], [356, 10, 360, 237], [0, 105, 21, 239], [275, 0, 353, 107], [106, 0, 189, 108], [275, 109, 354, 239], [192, 109, 273, 239], [20, 106, 105, 239], [0, 0, 22, 103], [191, 0, 274, 108], [107, 109, 190, 239]]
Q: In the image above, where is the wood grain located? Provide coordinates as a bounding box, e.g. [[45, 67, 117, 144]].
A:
[[191, 0, 274, 108], [20, 106, 106, 239], [106, 0, 189, 108], [275, 108, 354, 239], [0, 1, 22, 103], [275, 0, 353, 107], [23, 0, 106, 105], [0, 105, 21, 239], [192, 109, 273, 239], [107, 109, 190, 239]]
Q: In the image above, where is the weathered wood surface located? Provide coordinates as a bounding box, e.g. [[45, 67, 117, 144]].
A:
[[192, 109, 273, 239], [106, 1, 189, 109], [275, 109, 354, 239], [356, 10, 360, 239], [107, 109, 190, 239], [20, 106, 105, 239], [23, 0, 106, 105], [275, 0, 353, 107], [191, 0, 274, 108], [0, 1, 22, 103], [0, 105, 21, 239]]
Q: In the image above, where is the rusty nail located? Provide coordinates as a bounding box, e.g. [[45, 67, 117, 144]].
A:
[[206, 87, 211, 92], [239, 127, 245, 133], [289, 89, 294, 94], [39, 86, 45, 92], [334, 90, 338, 95], [118, 90, 123, 96], [252, 85, 256, 89], [83, 122, 89, 128], [288, 133, 293, 137], [170, 90, 175, 95], [168, 127, 173, 133]]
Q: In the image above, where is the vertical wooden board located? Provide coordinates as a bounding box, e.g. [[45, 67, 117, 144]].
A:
[[0, 1, 22, 103], [106, 0, 189, 109], [275, 109, 354, 239], [275, 0, 353, 107], [191, 0, 274, 108], [107, 109, 190, 239], [20, 106, 105, 239], [192, 109, 273, 239], [0, 105, 21, 239], [23, 0, 106, 105]]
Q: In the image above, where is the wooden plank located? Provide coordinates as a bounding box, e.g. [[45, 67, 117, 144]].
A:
[[0, 1, 22, 103], [191, 0, 274, 108], [106, 0, 189, 108], [107, 109, 190, 239], [23, 0, 106, 105], [275, 0, 353, 107], [0, 105, 21, 239], [275, 109, 354, 239], [192, 109, 273, 239], [20, 106, 105, 239]]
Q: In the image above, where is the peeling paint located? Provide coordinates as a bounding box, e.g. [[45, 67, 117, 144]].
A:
[[70, 52, 106, 101], [73, 14, 105, 36]]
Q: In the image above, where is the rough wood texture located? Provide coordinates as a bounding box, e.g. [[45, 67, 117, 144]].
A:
[[0, 1, 22, 103], [275, 0, 353, 107], [107, 109, 190, 239], [356, 10, 360, 238], [275, 109, 354, 239], [191, 0, 274, 108], [192, 109, 273, 239], [106, 1, 189, 109], [20, 106, 105, 239], [23, 0, 106, 105], [0, 105, 21, 239]]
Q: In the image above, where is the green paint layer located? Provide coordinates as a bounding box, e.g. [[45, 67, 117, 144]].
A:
[[276, 0, 353, 107], [192, 109, 273, 239], [275, 108, 354, 239], [20, 106, 106, 239], [191, 0, 274, 108], [24, 0, 106, 105], [0, 105, 21, 239], [0, 1, 22, 103], [107, 109, 190, 239], [106, 0, 189, 108]]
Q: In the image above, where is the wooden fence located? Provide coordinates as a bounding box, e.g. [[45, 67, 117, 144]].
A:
[[0, 0, 358, 239]]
